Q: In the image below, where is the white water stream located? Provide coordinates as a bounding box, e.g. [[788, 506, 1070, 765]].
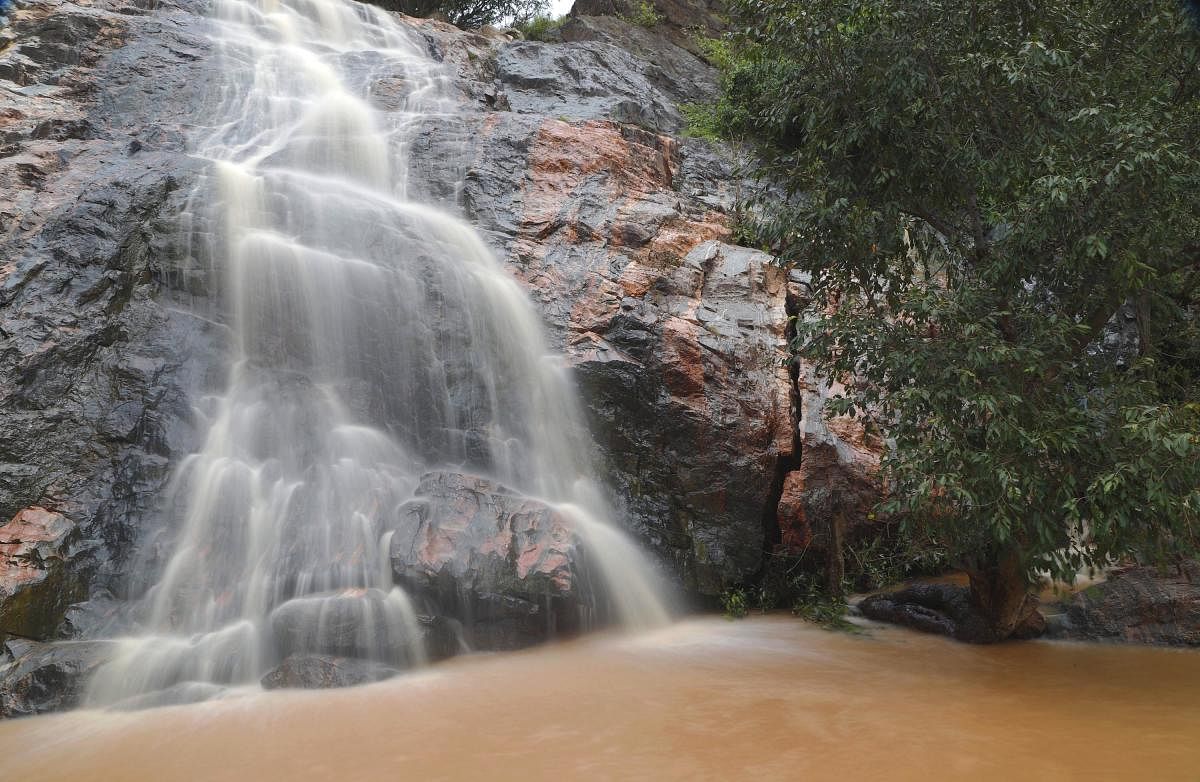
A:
[[87, 0, 669, 706]]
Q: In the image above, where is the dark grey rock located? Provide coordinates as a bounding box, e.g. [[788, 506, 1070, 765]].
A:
[[558, 14, 718, 108], [1055, 562, 1200, 646], [0, 0, 224, 622], [268, 589, 424, 664], [495, 40, 683, 133], [0, 639, 116, 717]]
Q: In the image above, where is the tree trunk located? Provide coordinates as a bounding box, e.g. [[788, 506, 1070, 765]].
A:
[[825, 505, 845, 598], [964, 548, 1045, 641]]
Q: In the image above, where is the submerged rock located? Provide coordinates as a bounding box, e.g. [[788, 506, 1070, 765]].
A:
[[1053, 562, 1200, 646], [269, 589, 427, 664], [108, 681, 227, 712], [260, 654, 402, 690]]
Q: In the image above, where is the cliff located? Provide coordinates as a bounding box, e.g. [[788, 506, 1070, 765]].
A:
[[0, 0, 882, 712]]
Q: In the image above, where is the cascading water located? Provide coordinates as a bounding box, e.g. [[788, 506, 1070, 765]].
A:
[[87, 0, 669, 706]]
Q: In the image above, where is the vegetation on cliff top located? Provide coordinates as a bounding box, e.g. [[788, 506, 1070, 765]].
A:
[[712, 0, 1200, 640]]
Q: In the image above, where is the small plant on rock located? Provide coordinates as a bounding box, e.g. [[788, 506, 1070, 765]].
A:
[[515, 14, 564, 41], [621, 0, 664, 28], [789, 574, 855, 632], [721, 588, 749, 619]]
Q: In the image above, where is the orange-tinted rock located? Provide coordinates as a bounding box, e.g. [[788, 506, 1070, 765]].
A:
[[0, 507, 83, 639], [774, 363, 885, 557], [390, 472, 584, 648], [462, 106, 793, 594]]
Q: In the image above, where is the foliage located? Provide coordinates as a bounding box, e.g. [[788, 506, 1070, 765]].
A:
[[843, 528, 951, 592], [368, 0, 546, 29], [788, 574, 855, 631], [620, 0, 664, 28], [680, 102, 722, 141], [716, 0, 1200, 592], [514, 13, 565, 41], [720, 587, 750, 618]]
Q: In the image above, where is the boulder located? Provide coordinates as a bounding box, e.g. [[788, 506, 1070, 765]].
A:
[[0, 507, 85, 639], [268, 588, 431, 665], [1055, 561, 1200, 646], [0, 639, 115, 717], [390, 471, 586, 648], [108, 681, 226, 711], [260, 654, 401, 691]]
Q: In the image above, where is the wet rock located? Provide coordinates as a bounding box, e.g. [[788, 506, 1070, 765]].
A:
[[453, 109, 793, 595], [858, 583, 1045, 644], [0, 507, 86, 640], [108, 681, 226, 711], [390, 471, 586, 648], [775, 370, 884, 558], [1055, 562, 1200, 646], [0, 639, 115, 717], [260, 654, 402, 690], [268, 589, 426, 664], [1, 0, 860, 646], [0, 0, 222, 633]]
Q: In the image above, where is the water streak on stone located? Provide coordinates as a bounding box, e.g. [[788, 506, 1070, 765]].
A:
[[87, 0, 669, 705]]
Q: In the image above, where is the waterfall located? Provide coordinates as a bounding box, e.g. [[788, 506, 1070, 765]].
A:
[[87, 0, 669, 706]]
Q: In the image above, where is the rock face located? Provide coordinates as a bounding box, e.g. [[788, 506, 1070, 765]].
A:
[[0, 508, 84, 639], [447, 104, 796, 593], [569, 0, 727, 56], [775, 369, 883, 558], [390, 471, 585, 648], [0, 0, 884, 715], [496, 41, 685, 134], [1055, 562, 1200, 646], [0, 0, 222, 625]]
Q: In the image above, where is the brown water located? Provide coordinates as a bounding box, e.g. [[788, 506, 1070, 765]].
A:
[[2, 617, 1198, 781]]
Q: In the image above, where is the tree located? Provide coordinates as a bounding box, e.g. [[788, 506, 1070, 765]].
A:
[[368, 0, 546, 29], [718, 0, 1200, 640]]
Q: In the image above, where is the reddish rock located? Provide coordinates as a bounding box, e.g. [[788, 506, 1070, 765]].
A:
[[0, 507, 83, 640], [775, 276, 885, 558], [461, 109, 795, 594], [390, 472, 584, 648]]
